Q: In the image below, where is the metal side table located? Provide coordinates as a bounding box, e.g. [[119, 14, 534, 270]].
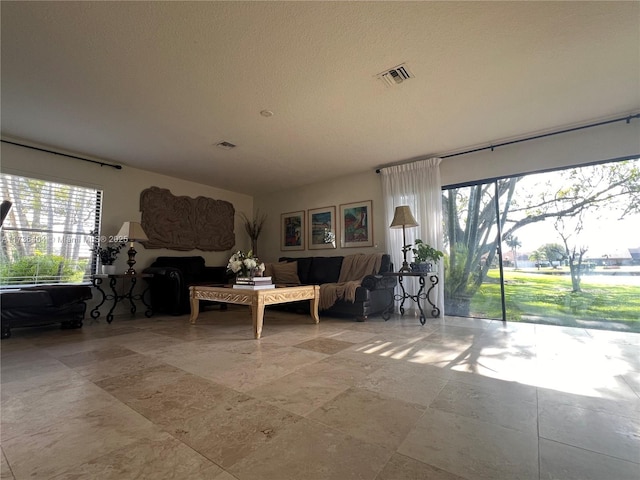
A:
[[90, 273, 153, 323], [383, 272, 440, 325]]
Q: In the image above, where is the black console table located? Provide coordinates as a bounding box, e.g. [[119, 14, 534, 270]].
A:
[[90, 274, 153, 323], [382, 272, 440, 325]]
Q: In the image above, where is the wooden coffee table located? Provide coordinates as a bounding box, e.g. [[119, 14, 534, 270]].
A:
[[189, 284, 320, 339]]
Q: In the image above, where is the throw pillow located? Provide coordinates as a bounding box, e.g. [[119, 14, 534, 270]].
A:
[[271, 261, 301, 284], [263, 262, 274, 278]]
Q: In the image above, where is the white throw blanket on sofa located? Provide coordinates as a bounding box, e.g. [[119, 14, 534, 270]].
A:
[[319, 253, 384, 311]]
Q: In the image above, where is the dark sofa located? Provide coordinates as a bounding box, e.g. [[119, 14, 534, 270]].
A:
[[0, 285, 92, 339], [277, 254, 396, 321], [143, 256, 229, 315]]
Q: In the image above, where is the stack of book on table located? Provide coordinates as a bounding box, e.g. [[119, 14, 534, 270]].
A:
[[233, 276, 274, 290]]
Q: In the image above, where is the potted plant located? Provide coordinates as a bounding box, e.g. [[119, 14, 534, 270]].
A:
[[239, 210, 267, 257], [410, 239, 444, 273], [96, 241, 126, 274]]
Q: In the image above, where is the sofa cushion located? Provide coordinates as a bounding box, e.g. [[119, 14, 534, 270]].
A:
[[279, 257, 313, 284], [1, 290, 53, 309], [27, 285, 92, 306], [152, 256, 205, 277], [270, 262, 301, 284], [309, 256, 343, 285]]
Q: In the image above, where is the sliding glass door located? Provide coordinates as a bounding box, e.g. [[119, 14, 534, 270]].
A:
[[442, 158, 640, 332], [442, 181, 503, 320]]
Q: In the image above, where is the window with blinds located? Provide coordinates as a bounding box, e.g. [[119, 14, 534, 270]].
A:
[[0, 173, 102, 286]]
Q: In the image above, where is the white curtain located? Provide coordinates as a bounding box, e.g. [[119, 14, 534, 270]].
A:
[[380, 157, 444, 317]]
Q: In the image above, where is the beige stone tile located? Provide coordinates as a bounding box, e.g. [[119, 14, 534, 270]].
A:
[[36, 335, 115, 357], [2, 402, 161, 479], [445, 369, 536, 399], [450, 348, 540, 384], [0, 367, 88, 400], [308, 387, 425, 450], [3, 308, 640, 479], [296, 352, 386, 386], [71, 325, 143, 340], [212, 472, 241, 480], [71, 352, 165, 382], [539, 438, 640, 480], [1, 381, 117, 441], [247, 367, 351, 416], [538, 384, 640, 419], [402, 339, 478, 368], [97, 366, 240, 427], [147, 324, 233, 341], [229, 418, 391, 480], [398, 408, 539, 480], [376, 453, 466, 480], [429, 379, 537, 434], [294, 337, 355, 354], [423, 331, 481, 350], [56, 345, 138, 368], [11, 326, 86, 345], [255, 327, 324, 346], [0, 448, 14, 480], [536, 357, 638, 398], [94, 363, 185, 394], [0, 346, 56, 368], [622, 370, 640, 398], [203, 345, 327, 391], [0, 355, 70, 384], [604, 343, 640, 371], [534, 324, 590, 339], [442, 316, 495, 330], [539, 401, 640, 463], [586, 328, 640, 346], [50, 432, 223, 479], [169, 395, 302, 468], [356, 361, 449, 407], [345, 334, 437, 363], [320, 329, 380, 343], [101, 330, 190, 354], [146, 337, 252, 360]]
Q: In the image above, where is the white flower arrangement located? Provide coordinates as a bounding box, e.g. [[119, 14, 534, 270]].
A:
[[226, 250, 265, 277]]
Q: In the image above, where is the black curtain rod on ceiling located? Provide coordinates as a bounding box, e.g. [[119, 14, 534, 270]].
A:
[[1, 139, 122, 170], [375, 113, 640, 173]]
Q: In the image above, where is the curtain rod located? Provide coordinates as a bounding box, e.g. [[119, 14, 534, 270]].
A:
[[375, 113, 640, 173], [1, 139, 122, 170]]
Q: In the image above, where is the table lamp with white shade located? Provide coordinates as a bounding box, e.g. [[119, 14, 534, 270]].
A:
[[389, 205, 419, 273], [117, 221, 149, 275]]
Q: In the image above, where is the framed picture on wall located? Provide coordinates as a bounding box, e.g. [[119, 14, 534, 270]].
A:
[[340, 200, 373, 248], [308, 206, 336, 250], [281, 210, 305, 251]]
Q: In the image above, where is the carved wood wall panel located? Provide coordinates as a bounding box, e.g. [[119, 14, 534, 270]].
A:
[[140, 186, 235, 251]]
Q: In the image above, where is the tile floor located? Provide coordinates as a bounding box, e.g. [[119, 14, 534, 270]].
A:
[[1, 306, 639, 479]]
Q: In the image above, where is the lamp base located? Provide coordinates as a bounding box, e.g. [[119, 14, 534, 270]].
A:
[[398, 262, 412, 273], [399, 242, 412, 273], [125, 245, 137, 275]]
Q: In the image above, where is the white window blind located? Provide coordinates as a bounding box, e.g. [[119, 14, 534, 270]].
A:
[[0, 173, 102, 286]]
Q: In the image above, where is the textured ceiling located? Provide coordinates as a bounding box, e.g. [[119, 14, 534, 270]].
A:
[[1, 1, 639, 195]]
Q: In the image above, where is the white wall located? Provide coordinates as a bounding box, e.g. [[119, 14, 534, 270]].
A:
[[1, 140, 253, 268], [1, 140, 253, 316], [254, 119, 640, 261], [440, 120, 640, 187], [255, 171, 387, 262]]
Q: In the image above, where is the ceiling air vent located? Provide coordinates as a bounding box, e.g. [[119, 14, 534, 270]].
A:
[[377, 63, 414, 87], [216, 141, 236, 150]]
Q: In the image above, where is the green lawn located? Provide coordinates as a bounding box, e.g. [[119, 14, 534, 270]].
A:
[[470, 270, 640, 332]]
